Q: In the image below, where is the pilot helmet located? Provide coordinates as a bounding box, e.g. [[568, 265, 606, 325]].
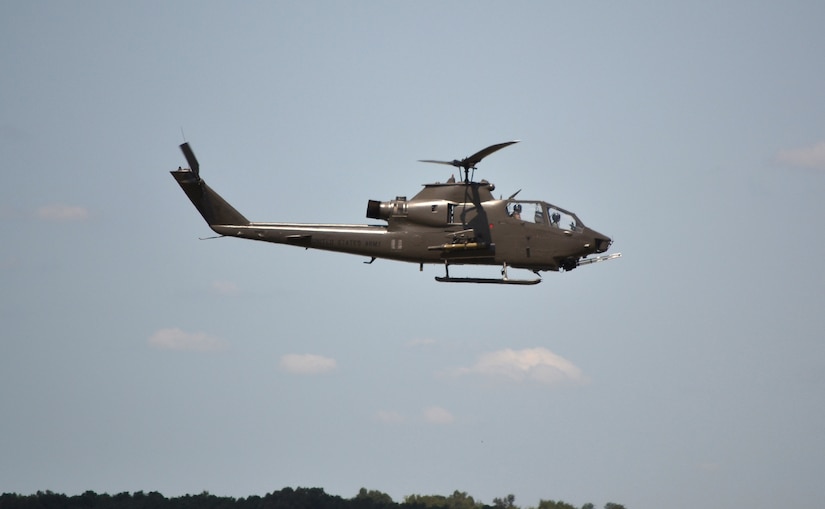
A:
[[513, 204, 522, 212]]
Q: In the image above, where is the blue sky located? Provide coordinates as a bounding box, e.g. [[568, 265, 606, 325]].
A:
[[2, 2, 825, 508]]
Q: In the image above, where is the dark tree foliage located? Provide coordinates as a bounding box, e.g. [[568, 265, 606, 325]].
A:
[[404, 490, 482, 509], [352, 488, 395, 509], [492, 495, 516, 509], [535, 500, 577, 509], [0, 490, 623, 509]]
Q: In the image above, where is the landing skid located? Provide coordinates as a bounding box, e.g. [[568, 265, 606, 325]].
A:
[[435, 262, 542, 285], [435, 276, 541, 285]]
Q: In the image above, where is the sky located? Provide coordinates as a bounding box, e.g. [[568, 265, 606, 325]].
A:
[[2, 2, 825, 508]]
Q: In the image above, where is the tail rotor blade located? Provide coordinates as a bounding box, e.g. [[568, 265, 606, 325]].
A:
[[180, 142, 200, 176]]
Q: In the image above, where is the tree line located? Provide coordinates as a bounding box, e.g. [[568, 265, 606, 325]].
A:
[[0, 488, 625, 509]]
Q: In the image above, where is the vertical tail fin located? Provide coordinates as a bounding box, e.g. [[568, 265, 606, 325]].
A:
[[170, 143, 250, 228]]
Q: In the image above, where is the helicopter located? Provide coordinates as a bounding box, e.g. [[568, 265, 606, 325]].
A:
[[170, 140, 620, 285]]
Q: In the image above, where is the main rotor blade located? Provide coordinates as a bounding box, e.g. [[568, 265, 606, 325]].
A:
[[418, 140, 519, 171], [462, 140, 519, 169], [418, 159, 462, 167], [180, 142, 200, 176]]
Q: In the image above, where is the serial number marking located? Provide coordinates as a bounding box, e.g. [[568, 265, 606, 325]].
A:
[[314, 239, 383, 249]]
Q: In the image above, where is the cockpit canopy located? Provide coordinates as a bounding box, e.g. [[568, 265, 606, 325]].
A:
[[506, 200, 584, 232]]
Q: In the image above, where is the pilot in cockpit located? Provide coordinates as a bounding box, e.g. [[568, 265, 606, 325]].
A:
[[511, 203, 522, 220]]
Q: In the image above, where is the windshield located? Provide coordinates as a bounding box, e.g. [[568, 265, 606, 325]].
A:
[[506, 200, 584, 232]]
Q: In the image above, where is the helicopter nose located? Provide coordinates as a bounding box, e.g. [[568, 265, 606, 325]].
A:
[[593, 235, 611, 253], [581, 227, 612, 254]]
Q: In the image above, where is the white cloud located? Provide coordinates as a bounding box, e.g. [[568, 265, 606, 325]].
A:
[[211, 280, 240, 296], [375, 407, 454, 424], [36, 204, 90, 222], [457, 347, 587, 385], [776, 141, 825, 169], [423, 406, 454, 424], [406, 338, 436, 347], [279, 353, 337, 375], [1, 255, 20, 269], [148, 327, 227, 352], [0, 205, 17, 220], [375, 410, 404, 423]]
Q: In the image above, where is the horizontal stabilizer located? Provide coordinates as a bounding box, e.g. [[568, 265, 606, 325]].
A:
[[286, 234, 312, 247]]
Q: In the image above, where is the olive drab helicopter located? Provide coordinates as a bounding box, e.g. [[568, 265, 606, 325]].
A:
[[171, 140, 620, 285]]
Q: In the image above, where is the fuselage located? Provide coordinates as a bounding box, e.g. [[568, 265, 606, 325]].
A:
[[171, 140, 620, 282], [201, 179, 613, 272]]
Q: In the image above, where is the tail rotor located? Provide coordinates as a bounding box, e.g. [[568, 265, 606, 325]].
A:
[[180, 142, 200, 176]]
